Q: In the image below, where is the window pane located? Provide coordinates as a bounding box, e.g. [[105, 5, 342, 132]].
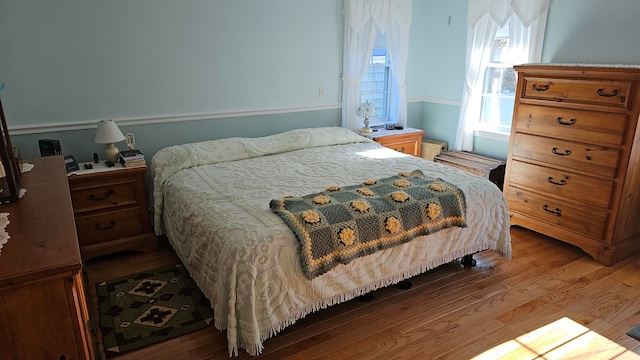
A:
[[370, 48, 388, 64], [480, 66, 516, 127], [361, 48, 391, 121], [491, 23, 510, 63]]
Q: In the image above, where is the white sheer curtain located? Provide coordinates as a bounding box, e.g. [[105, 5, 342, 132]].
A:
[[342, 0, 412, 131], [454, 0, 549, 151]]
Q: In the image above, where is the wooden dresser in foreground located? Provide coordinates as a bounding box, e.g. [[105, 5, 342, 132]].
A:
[[504, 64, 640, 265], [0, 156, 94, 359], [361, 127, 426, 157], [68, 164, 157, 261]]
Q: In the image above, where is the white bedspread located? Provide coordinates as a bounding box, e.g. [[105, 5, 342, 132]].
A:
[[150, 127, 511, 356]]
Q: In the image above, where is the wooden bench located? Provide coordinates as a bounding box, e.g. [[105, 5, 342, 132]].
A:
[[434, 151, 506, 190]]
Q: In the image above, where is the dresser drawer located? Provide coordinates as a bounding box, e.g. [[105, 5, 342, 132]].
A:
[[75, 207, 144, 246], [506, 186, 607, 240], [379, 139, 418, 156], [514, 104, 627, 145], [522, 77, 632, 109], [512, 133, 620, 178], [508, 160, 613, 209], [70, 180, 138, 213]]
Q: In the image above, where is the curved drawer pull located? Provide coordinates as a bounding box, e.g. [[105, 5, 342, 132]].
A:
[[542, 204, 562, 216], [555, 117, 576, 126], [531, 84, 549, 92], [95, 220, 116, 231], [398, 147, 405, 153], [596, 88, 618, 97], [547, 177, 566, 186], [551, 147, 571, 156], [89, 189, 114, 201]]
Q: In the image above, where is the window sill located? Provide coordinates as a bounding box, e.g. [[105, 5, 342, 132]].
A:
[[473, 129, 510, 142]]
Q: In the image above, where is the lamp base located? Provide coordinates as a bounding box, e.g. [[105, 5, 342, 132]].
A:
[[360, 116, 373, 133], [104, 143, 120, 163]]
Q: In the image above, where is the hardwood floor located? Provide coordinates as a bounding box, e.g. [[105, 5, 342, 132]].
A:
[[84, 227, 640, 359]]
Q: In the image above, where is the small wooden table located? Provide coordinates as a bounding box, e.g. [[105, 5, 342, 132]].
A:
[[360, 127, 426, 157], [67, 162, 157, 261]]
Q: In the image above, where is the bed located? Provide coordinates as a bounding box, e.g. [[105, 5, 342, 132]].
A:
[[150, 127, 511, 356]]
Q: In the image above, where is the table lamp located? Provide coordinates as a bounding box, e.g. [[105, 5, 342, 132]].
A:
[[94, 119, 125, 163], [357, 100, 377, 133]]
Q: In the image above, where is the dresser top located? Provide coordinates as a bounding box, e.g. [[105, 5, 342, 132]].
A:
[[515, 63, 640, 75], [0, 156, 81, 287]]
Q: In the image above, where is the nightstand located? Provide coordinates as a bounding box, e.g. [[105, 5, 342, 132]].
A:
[[360, 127, 426, 157], [67, 163, 158, 261]]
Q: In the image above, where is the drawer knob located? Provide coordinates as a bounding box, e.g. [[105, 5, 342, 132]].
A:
[[596, 88, 618, 97], [551, 147, 571, 156], [547, 176, 567, 186], [89, 189, 114, 201], [542, 204, 562, 216], [95, 220, 116, 230], [555, 117, 576, 126], [531, 84, 549, 92]]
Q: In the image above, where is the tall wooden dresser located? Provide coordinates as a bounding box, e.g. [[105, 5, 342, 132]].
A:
[[504, 64, 640, 265], [0, 156, 94, 359]]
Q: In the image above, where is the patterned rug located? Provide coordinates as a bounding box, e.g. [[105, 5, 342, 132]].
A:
[[96, 264, 213, 358]]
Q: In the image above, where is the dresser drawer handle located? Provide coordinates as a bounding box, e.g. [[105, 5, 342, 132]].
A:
[[555, 117, 576, 126], [531, 84, 549, 92], [397, 147, 405, 153], [551, 147, 571, 156], [95, 220, 116, 230], [547, 176, 566, 186], [542, 204, 562, 216], [89, 189, 114, 201], [596, 88, 618, 97]]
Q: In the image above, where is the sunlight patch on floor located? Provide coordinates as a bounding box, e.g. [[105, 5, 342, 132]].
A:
[[472, 317, 640, 360]]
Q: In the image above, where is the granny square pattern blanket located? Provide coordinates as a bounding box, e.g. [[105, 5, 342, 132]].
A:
[[270, 170, 467, 279]]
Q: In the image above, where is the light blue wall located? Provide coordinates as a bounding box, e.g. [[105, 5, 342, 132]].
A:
[[2, 0, 640, 162]]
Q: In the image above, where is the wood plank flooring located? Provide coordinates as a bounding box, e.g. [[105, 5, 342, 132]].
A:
[[84, 226, 640, 359]]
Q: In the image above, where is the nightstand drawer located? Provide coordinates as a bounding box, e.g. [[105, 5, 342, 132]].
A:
[[75, 207, 144, 246], [70, 180, 137, 213], [68, 165, 157, 260], [367, 128, 426, 157], [382, 139, 417, 155]]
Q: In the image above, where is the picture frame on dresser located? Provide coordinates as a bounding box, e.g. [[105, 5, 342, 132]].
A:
[[0, 84, 21, 203]]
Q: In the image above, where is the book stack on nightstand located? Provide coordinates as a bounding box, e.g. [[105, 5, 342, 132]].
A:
[[119, 149, 146, 168]]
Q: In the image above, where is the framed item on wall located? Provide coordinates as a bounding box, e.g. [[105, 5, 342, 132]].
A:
[[0, 84, 20, 202]]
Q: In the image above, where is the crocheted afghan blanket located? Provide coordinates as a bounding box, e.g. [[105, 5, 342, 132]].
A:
[[270, 170, 467, 279]]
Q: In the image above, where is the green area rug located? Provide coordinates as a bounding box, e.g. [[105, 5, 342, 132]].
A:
[[96, 264, 213, 358]]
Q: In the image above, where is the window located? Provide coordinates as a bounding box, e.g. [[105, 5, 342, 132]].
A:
[[455, 0, 549, 151], [360, 48, 392, 125], [479, 23, 517, 133]]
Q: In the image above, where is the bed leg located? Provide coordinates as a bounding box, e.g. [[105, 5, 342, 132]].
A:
[[396, 280, 413, 289], [358, 292, 375, 302], [462, 254, 476, 267]]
